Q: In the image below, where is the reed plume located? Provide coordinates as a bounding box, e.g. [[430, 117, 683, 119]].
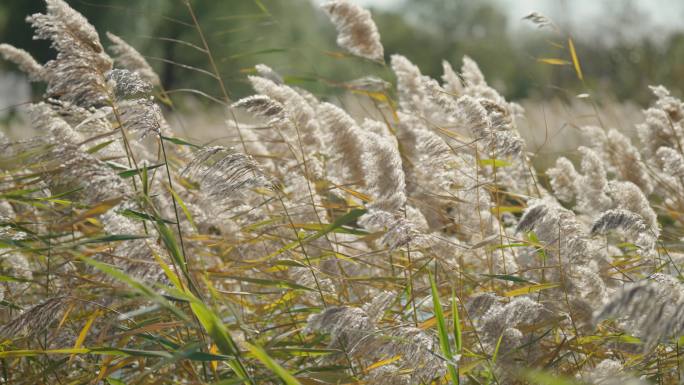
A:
[[321, 0, 384, 62]]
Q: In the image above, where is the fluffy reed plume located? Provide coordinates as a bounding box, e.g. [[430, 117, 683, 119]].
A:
[[305, 301, 445, 384], [487, 119, 525, 157], [321, 0, 384, 62], [604, 129, 654, 195], [460, 56, 487, 92], [456, 95, 524, 156], [0, 44, 45, 81], [364, 365, 410, 385], [0, 296, 69, 340], [116, 97, 164, 137], [46, 98, 112, 134], [106, 68, 153, 98], [360, 290, 395, 322], [423, 77, 459, 116], [656, 146, 684, 178], [33, 0, 102, 52], [546, 157, 580, 203], [460, 56, 514, 111], [594, 274, 684, 348], [311, 103, 427, 248], [607, 181, 659, 242], [344, 75, 391, 92], [522, 12, 559, 33], [317, 102, 367, 184], [391, 54, 431, 113], [361, 125, 406, 211], [590, 209, 655, 251], [183, 146, 272, 201], [638, 108, 675, 158], [254, 63, 283, 84], [232, 95, 286, 124], [99, 216, 166, 282], [635, 86, 684, 166], [583, 126, 654, 195], [247, 75, 324, 158], [29, 102, 85, 145], [516, 198, 590, 263], [649, 84, 684, 123], [579, 359, 647, 385], [27, 0, 113, 106], [45, 147, 131, 204], [359, 209, 429, 249], [655, 149, 684, 200], [472, 296, 555, 352], [0, 251, 32, 300], [305, 306, 373, 349], [441, 60, 464, 96], [106, 32, 160, 86], [576, 146, 612, 213], [591, 209, 647, 236]]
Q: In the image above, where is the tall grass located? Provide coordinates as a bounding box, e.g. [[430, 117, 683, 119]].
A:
[[0, 1, 683, 384]]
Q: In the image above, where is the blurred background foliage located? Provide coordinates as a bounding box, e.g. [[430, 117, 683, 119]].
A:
[[1, 0, 683, 108]]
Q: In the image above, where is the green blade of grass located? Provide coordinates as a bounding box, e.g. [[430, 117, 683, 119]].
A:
[[79, 234, 149, 245], [167, 186, 198, 231], [0, 347, 174, 359], [429, 273, 459, 385], [522, 369, 580, 385], [80, 257, 189, 322], [154, 220, 188, 277], [86, 140, 115, 154], [262, 209, 366, 260], [117, 163, 164, 178], [106, 377, 126, 385], [480, 274, 533, 284], [244, 342, 302, 385], [161, 135, 200, 148], [492, 332, 504, 364], [118, 208, 176, 224], [451, 289, 462, 353], [162, 285, 253, 383], [188, 301, 253, 383]]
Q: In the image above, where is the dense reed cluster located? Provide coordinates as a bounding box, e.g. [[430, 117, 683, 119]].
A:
[[0, 0, 683, 384]]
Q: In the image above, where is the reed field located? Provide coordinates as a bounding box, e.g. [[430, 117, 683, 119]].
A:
[[0, 0, 683, 384]]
